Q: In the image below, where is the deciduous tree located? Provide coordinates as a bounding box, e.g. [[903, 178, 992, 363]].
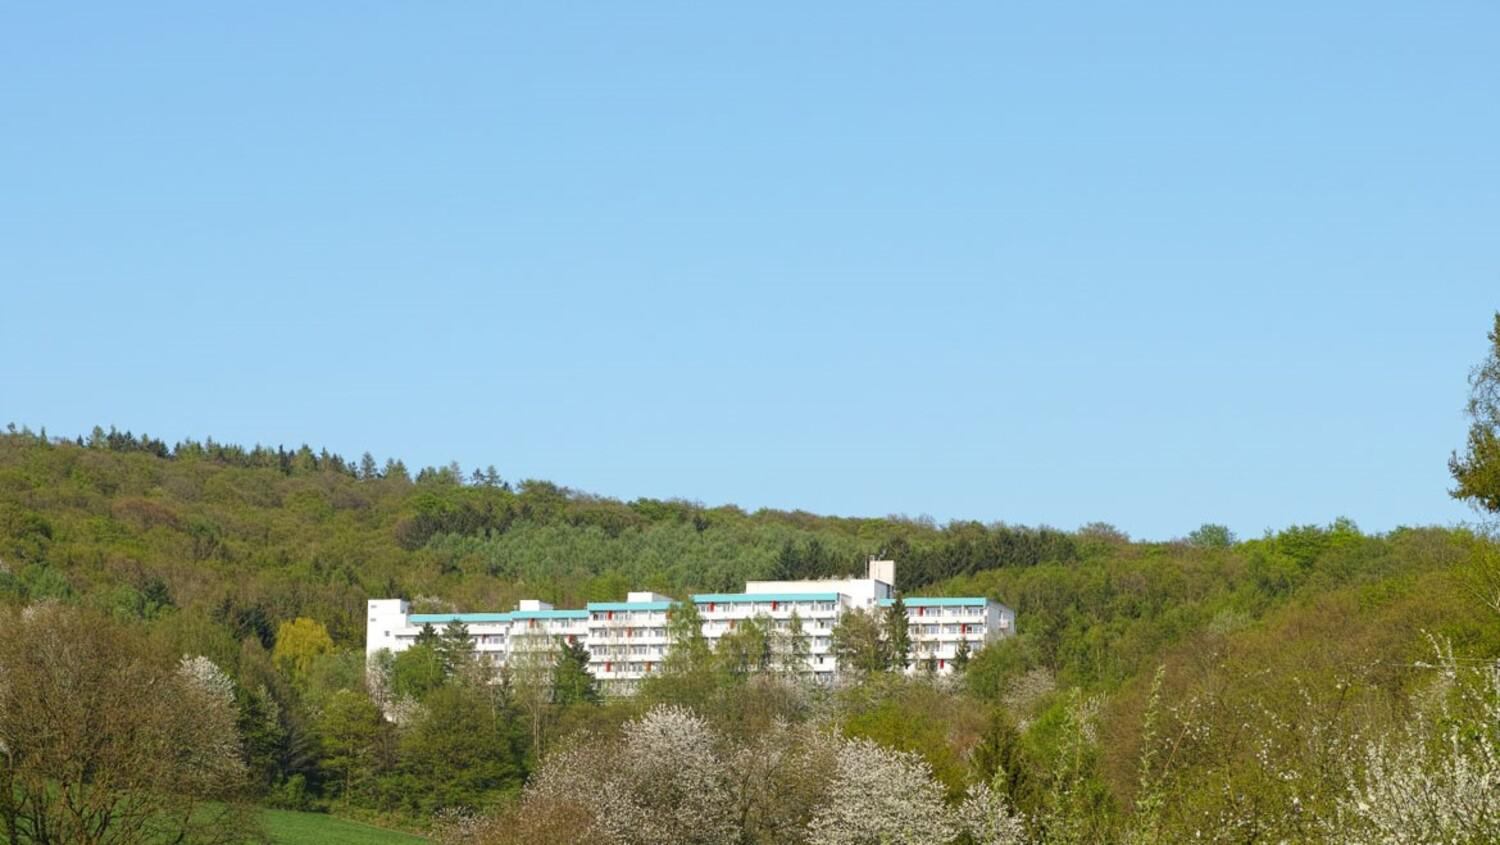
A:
[[805, 737, 956, 845], [272, 616, 335, 679], [1452, 312, 1500, 514], [0, 607, 255, 844], [831, 608, 888, 675]]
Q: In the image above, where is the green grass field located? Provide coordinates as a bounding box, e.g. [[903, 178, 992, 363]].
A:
[[261, 809, 428, 845]]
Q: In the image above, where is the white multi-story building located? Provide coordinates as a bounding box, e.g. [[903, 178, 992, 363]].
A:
[[881, 596, 1014, 672], [585, 591, 674, 686], [366, 560, 1013, 691]]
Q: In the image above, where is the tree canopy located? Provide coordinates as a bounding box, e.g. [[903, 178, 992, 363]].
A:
[[1452, 311, 1500, 514]]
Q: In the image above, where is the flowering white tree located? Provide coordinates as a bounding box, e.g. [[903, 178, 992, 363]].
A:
[[521, 705, 738, 845], [957, 780, 1029, 845], [613, 705, 739, 844], [175, 655, 247, 792], [805, 737, 957, 845], [1330, 642, 1500, 844], [179, 654, 236, 703]]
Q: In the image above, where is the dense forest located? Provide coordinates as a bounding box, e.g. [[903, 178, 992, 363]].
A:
[[2, 315, 1499, 844]]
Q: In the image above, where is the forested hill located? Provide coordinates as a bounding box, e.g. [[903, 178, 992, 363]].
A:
[[7, 423, 1500, 841], [4, 423, 1493, 694], [0, 425, 1077, 646]]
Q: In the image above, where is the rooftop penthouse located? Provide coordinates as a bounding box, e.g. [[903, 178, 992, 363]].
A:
[[366, 560, 1014, 691]]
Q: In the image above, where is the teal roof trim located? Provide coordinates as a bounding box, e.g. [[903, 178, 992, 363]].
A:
[[877, 597, 989, 608], [510, 609, 589, 620], [692, 592, 842, 604], [409, 612, 512, 624], [587, 601, 676, 611]]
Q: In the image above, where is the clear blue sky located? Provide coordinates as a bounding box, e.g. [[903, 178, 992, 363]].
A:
[[3, 3, 1496, 540]]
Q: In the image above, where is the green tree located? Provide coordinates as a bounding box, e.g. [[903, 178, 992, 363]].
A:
[[317, 689, 383, 806], [399, 683, 523, 813], [437, 620, 476, 676], [771, 539, 799, 580], [1452, 312, 1500, 514], [885, 595, 912, 672], [414, 622, 439, 647], [664, 600, 711, 669], [234, 682, 288, 795], [552, 638, 599, 706], [271, 617, 335, 680], [506, 631, 557, 760], [832, 607, 888, 675], [716, 615, 774, 676], [970, 708, 1034, 809], [390, 643, 447, 699], [953, 636, 971, 673], [300, 650, 365, 712], [781, 610, 811, 676], [1186, 523, 1236, 549], [642, 601, 719, 707]]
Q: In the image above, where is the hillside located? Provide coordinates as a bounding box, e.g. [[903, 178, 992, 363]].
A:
[[0, 426, 1075, 644], [2, 425, 1498, 842]]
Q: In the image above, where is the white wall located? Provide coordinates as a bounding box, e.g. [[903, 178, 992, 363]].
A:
[[365, 599, 409, 656]]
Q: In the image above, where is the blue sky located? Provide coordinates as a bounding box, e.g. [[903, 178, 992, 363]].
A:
[[2, 3, 1496, 539]]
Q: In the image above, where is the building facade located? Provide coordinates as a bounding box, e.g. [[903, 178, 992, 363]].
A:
[[366, 560, 1015, 691]]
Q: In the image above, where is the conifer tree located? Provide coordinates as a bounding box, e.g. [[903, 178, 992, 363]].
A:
[[552, 638, 599, 705], [953, 637, 971, 673], [782, 610, 811, 676], [437, 620, 475, 675], [885, 596, 912, 673], [414, 622, 439, 648]]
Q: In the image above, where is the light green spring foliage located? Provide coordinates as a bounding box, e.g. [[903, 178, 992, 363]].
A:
[[273, 617, 336, 679], [5, 413, 1500, 839], [1451, 311, 1500, 514]]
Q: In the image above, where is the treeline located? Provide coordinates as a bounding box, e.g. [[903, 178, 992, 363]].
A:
[[0, 424, 1082, 639], [5, 355, 1500, 843], [8, 509, 1499, 842]]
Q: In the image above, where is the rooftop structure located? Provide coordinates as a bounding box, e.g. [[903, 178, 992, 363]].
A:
[[366, 560, 1014, 692]]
